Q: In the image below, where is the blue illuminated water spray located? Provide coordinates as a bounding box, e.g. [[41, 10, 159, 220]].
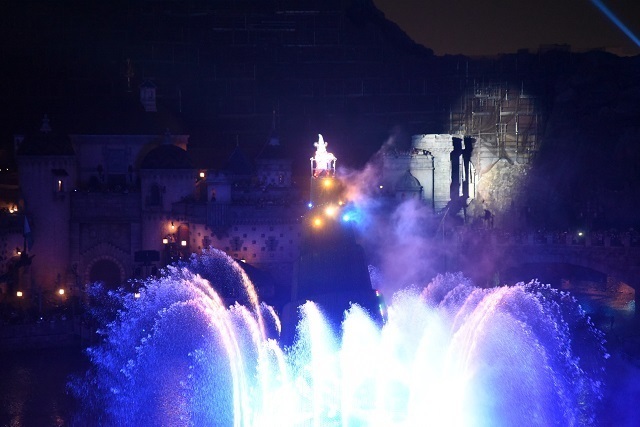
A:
[[591, 0, 640, 48]]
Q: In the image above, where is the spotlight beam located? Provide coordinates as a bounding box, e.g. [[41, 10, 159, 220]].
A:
[[590, 0, 640, 48]]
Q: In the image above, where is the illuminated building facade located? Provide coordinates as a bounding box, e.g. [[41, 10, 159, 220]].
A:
[[7, 110, 484, 312], [381, 134, 477, 212], [10, 107, 305, 309]]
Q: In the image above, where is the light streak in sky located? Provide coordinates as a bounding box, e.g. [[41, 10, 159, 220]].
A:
[[590, 0, 640, 48]]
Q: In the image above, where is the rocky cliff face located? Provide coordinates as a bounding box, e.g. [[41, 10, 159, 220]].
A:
[[527, 52, 640, 229]]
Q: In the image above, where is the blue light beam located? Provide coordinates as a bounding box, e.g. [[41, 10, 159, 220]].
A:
[[591, 0, 640, 48]]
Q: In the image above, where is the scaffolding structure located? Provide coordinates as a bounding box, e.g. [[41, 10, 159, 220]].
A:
[[450, 81, 539, 169]]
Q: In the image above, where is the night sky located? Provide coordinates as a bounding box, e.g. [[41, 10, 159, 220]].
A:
[[373, 0, 640, 56]]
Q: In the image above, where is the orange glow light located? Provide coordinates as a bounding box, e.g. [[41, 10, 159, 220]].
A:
[[312, 217, 323, 228]]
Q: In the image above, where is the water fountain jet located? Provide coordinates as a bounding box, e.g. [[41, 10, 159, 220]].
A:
[[71, 251, 607, 426]]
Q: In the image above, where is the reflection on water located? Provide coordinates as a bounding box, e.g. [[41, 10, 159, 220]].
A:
[[0, 347, 88, 427]]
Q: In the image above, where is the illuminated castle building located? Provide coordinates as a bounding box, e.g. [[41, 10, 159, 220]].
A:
[[381, 134, 477, 213], [2, 107, 483, 314], [8, 105, 306, 309], [0, 70, 483, 318]]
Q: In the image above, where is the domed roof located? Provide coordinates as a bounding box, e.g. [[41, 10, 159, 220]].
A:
[[17, 115, 74, 156], [140, 143, 193, 169], [395, 170, 422, 191]]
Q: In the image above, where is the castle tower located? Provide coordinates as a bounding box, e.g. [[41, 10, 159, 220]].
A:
[[139, 133, 194, 265], [16, 116, 75, 295], [255, 111, 292, 188]]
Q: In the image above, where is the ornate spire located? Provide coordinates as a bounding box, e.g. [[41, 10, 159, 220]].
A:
[[40, 114, 51, 133], [268, 109, 279, 146]]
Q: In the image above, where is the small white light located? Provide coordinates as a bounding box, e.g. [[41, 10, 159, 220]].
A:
[[181, 240, 187, 246], [16, 291, 23, 297], [58, 288, 65, 295]]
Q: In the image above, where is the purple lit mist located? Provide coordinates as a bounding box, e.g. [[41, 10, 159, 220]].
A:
[[338, 143, 455, 298]]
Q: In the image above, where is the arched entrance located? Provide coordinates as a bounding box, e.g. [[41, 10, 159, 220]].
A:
[[89, 258, 123, 289]]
